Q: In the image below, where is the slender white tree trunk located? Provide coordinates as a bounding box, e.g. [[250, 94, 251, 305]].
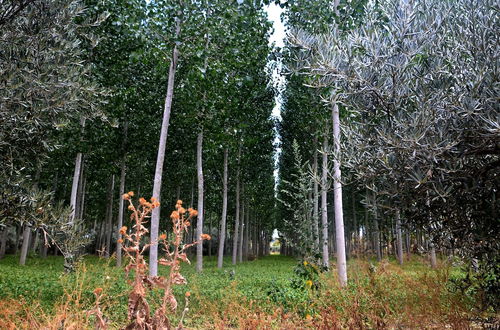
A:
[[243, 202, 249, 260], [70, 117, 85, 223], [232, 176, 240, 265], [232, 147, 241, 265], [238, 190, 244, 263], [426, 193, 437, 269], [332, 104, 347, 286], [19, 224, 31, 265], [396, 209, 403, 265], [373, 192, 382, 261], [70, 152, 83, 222], [116, 159, 126, 267], [116, 122, 127, 267], [430, 242, 437, 268], [149, 19, 181, 277], [321, 136, 329, 269], [196, 131, 204, 272], [313, 142, 320, 252], [217, 148, 228, 269]]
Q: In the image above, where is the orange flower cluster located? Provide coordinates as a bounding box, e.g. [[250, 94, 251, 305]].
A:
[[159, 233, 167, 240], [200, 234, 211, 240], [131, 196, 160, 210], [188, 207, 198, 217], [119, 226, 128, 235], [122, 191, 135, 200]]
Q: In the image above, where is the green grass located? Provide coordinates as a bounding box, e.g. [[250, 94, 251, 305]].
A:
[[0, 254, 486, 329], [0, 254, 301, 326]]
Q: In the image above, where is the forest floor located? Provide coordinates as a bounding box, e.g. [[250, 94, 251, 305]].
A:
[[0, 254, 496, 329]]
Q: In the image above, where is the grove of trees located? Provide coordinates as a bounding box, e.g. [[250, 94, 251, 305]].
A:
[[0, 0, 498, 320]]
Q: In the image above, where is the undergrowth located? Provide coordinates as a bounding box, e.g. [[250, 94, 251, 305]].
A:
[[1, 254, 496, 328]]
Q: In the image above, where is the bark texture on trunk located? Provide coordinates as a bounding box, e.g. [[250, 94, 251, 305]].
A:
[[232, 146, 241, 265], [19, 225, 31, 265], [238, 194, 244, 263], [332, 104, 347, 286], [70, 152, 83, 222], [116, 122, 128, 267], [149, 18, 181, 277], [196, 131, 204, 272], [373, 194, 382, 261], [313, 142, 320, 252], [396, 209, 403, 265], [70, 117, 85, 223], [217, 148, 228, 268], [430, 242, 437, 269], [243, 203, 249, 261], [116, 160, 126, 266], [321, 136, 329, 269]]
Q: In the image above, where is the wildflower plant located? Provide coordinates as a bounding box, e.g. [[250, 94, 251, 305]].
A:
[[107, 193, 210, 329]]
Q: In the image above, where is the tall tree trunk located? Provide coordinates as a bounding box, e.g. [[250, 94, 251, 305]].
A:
[[396, 209, 403, 265], [116, 122, 128, 267], [243, 203, 249, 261], [373, 193, 382, 261], [196, 131, 204, 272], [332, 103, 347, 286], [313, 140, 320, 252], [70, 118, 85, 223], [105, 175, 115, 258], [238, 192, 244, 263], [321, 136, 329, 269], [217, 148, 228, 268], [70, 154, 83, 222], [232, 146, 241, 265], [149, 17, 181, 277]]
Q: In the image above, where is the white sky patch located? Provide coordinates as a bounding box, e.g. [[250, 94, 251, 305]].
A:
[[266, 2, 286, 241], [265, 2, 286, 193]]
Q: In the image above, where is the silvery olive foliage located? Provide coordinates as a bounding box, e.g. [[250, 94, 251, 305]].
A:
[[0, 0, 106, 220], [0, 0, 104, 269], [292, 0, 499, 306]]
